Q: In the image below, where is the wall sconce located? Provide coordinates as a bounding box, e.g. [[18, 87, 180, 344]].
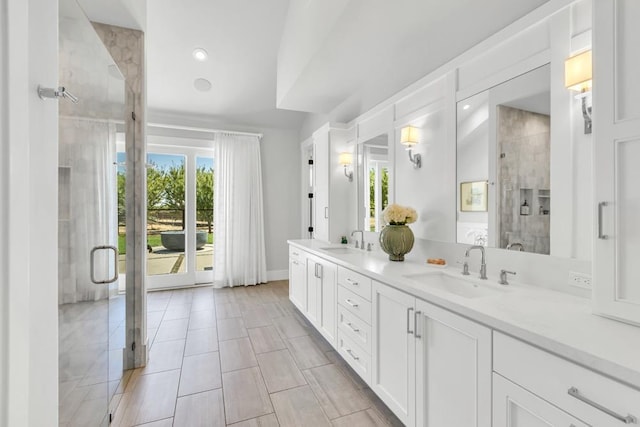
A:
[[338, 152, 353, 182], [565, 49, 592, 134], [400, 126, 421, 168]]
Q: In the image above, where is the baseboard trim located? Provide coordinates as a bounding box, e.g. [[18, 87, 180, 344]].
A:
[[267, 269, 288, 282]]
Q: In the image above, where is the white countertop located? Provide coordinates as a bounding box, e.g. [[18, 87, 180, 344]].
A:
[[289, 239, 640, 391]]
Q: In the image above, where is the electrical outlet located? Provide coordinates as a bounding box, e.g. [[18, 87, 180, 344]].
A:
[[568, 271, 592, 290]]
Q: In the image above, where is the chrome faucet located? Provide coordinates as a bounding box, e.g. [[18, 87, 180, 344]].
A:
[[465, 245, 487, 280], [506, 242, 524, 251], [351, 230, 365, 250]]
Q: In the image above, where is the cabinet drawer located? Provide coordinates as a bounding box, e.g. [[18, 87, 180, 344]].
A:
[[337, 266, 372, 301], [337, 330, 371, 384], [337, 305, 371, 353], [494, 332, 640, 426], [338, 285, 371, 324], [289, 246, 306, 261]]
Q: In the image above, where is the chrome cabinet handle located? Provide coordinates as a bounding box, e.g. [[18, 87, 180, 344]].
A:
[[568, 387, 636, 424], [598, 202, 609, 240], [314, 263, 318, 278], [324, 207, 329, 218], [407, 307, 414, 334], [292, 260, 299, 266], [317, 263, 323, 279], [292, 251, 299, 256], [346, 349, 359, 361], [345, 299, 359, 308], [345, 278, 358, 286], [90, 245, 119, 284], [346, 322, 360, 333], [414, 310, 422, 339]]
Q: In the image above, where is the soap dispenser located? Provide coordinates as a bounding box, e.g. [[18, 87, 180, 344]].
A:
[[520, 199, 530, 215]]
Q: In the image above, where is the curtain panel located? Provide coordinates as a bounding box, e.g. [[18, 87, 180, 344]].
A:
[[213, 133, 267, 287]]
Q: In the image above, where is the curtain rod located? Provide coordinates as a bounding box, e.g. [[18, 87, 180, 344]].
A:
[[148, 122, 263, 140]]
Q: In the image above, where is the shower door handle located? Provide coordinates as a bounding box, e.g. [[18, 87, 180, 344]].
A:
[[90, 245, 119, 284]]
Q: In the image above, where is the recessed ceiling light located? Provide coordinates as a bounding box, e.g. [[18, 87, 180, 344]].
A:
[[192, 48, 208, 62], [194, 78, 212, 92], [463, 104, 471, 110]]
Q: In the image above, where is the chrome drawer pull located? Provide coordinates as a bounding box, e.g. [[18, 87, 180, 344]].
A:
[[598, 202, 609, 240], [407, 307, 414, 334], [568, 387, 637, 424], [414, 310, 422, 339], [346, 349, 359, 361], [345, 278, 359, 286], [345, 299, 359, 308], [292, 251, 299, 256], [346, 322, 360, 333]]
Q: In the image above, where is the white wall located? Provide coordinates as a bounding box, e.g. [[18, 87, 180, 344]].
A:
[[147, 114, 301, 278], [2, 0, 59, 425]]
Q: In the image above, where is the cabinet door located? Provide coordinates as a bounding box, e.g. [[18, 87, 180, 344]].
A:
[[493, 374, 588, 427], [306, 258, 320, 325], [415, 300, 492, 427], [371, 281, 416, 426], [289, 255, 307, 312], [313, 131, 330, 242], [593, 0, 640, 324], [317, 259, 337, 346]]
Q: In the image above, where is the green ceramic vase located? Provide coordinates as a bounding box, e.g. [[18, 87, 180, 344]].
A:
[[379, 224, 414, 261]]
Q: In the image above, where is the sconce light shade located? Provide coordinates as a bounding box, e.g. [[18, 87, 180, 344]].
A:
[[400, 126, 420, 147], [339, 152, 353, 182], [565, 50, 592, 92], [400, 126, 421, 169], [338, 152, 353, 166], [565, 49, 593, 134]]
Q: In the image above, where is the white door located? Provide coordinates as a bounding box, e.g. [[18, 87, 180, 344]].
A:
[[415, 300, 492, 427], [593, 0, 640, 325], [493, 374, 588, 427], [313, 130, 330, 241], [318, 259, 337, 346], [306, 256, 320, 325], [145, 144, 215, 289], [371, 282, 416, 426], [289, 254, 307, 312]]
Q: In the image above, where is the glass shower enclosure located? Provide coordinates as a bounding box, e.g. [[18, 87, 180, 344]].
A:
[[57, 0, 128, 424]]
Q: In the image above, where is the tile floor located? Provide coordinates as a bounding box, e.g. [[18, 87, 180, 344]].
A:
[[111, 280, 403, 427]]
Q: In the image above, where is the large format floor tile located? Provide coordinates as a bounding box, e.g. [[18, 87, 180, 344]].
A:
[[256, 349, 306, 393], [174, 389, 225, 427], [271, 385, 331, 427], [222, 367, 273, 424]]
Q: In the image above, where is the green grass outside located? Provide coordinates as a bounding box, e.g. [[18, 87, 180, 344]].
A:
[[118, 232, 213, 255]]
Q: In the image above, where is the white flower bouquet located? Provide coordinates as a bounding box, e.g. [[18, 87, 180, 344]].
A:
[[382, 203, 418, 225]]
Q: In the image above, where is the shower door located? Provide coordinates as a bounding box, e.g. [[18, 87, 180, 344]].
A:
[[57, 0, 127, 425]]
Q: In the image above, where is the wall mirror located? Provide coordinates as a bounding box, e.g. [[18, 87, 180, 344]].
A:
[[357, 133, 391, 232], [456, 64, 589, 259]]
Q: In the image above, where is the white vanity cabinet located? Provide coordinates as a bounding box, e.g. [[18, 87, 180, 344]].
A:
[[305, 253, 338, 346], [371, 281, 492, 427], [494, 332, 640, 427], [493, 374, 588, 427], [593, 0, 640, 325], [288, 247, 307, 312]]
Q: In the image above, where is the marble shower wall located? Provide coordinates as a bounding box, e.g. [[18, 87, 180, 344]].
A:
[[92, 22, 148, 369], [497, 105, 550, 254]]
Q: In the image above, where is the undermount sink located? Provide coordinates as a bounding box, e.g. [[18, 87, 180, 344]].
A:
[[320, 246, 361, 255], [403, 272, 505, 299]]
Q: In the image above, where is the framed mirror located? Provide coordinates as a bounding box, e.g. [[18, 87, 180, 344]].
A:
[[357, 133, 391, 232], [456, 64, 569, 256]]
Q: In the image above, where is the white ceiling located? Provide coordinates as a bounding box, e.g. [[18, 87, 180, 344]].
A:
[[77, 0, 551, 130]]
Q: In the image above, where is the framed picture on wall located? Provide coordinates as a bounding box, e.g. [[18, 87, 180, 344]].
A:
[[460, 181, 488, 212]]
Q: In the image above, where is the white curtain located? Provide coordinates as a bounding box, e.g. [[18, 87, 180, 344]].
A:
[[213, 133, 267, 287]]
